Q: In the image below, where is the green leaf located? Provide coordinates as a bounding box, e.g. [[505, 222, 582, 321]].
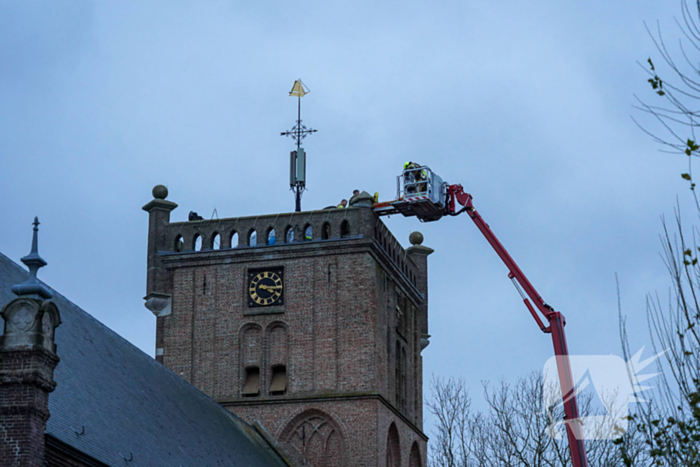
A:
[[682, 173, 692, 180]]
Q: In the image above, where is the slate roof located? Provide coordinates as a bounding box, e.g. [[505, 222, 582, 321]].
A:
[[0, 252, 288, 467]]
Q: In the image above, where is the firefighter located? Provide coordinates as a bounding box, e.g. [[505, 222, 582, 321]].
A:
[[336, 199, 348, 209], [403, 162, 427, 193]]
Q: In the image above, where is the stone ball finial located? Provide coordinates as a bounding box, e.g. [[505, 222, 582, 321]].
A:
[[152, 185, 168, 200], [409, 231, 424, 246]]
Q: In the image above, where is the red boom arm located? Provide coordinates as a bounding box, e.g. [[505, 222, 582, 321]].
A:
[[447, 184, 589, 467]]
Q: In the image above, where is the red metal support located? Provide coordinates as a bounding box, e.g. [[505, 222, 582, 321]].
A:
[[446, 184, 589, 467]]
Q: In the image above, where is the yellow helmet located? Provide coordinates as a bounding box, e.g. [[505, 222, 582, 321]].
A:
[[403, 161, 411, 169]]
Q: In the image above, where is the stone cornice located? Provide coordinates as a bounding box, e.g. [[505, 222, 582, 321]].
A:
[[142, 199, 178, 213]]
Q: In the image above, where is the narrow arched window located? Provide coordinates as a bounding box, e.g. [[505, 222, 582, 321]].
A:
[[230, 231, 238, 248], [175, 235, 184, 252], [285, 226, 294, 243], [212, 232, 221, 249], [304, 224, 312, 241], [267, 228, 276, 245], [194, 234, 202, 251], [340, 220, 350, 238], [241, 324, 262, 396], [322, 222, 331, 240], [249, 230, 257, 247]]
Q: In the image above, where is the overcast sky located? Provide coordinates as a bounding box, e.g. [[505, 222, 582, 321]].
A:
[[0, 0, 692, 435]]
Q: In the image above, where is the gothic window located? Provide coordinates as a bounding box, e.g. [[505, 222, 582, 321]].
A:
[[212, 232, 221, 249], [175, 235, 184, 252], [194, 234, 202, 251], [242, 367, 260, 396], [267, 228, 276, 245], [386, 423, 401, 467], [304, 224, 313, 241], [409, 442, 422, 467], [230, 231, 238, 248], [322, 222, 331, 240], [340, 220, 350, 238], [285, 226, 294, 243], [281, 410, 345, 467], [249, 229, 257, 246]]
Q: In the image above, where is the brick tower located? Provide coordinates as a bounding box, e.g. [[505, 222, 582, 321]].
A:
[[143, 186, 432, 467]]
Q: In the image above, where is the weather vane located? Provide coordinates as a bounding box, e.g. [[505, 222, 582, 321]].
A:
[[281, 79, 317, 212]]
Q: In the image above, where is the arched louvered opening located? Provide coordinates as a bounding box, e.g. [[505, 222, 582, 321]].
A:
[[267, 228, 276, 245], [249, 229, 257, 247], [212, 232, 221, 249], [285, 226, 294, 243], [230, 231, 239, 248], [267, 323, 289, 395], [304, 224, 313, 241], [322, 222, 331, 240], [340, 220, 350, 238], [240, 324, 263, 397], [194, 234, 202, 251]]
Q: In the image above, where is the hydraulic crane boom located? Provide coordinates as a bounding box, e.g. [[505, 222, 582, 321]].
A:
[[446, 184, 588, 467], [373, 167, 589, 467]]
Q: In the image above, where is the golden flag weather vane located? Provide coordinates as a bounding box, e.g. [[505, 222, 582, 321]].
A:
[[281, 79, 317, 149], [289, 79, 308, 97]]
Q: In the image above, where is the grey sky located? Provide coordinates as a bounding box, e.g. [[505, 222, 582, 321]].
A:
[[0, 0, 687, 433]]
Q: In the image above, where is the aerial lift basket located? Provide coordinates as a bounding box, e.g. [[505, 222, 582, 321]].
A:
[[373, 166, 448, 222]]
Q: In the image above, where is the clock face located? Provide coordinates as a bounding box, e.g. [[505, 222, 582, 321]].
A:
[[248, 268, 284, 307]]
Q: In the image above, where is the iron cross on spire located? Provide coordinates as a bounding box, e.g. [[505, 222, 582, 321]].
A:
[[281, 79, 317, 212], [281, 79, 317, 149]]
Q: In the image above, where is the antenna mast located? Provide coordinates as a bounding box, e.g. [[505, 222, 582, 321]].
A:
[[281, 79, 317, 212]]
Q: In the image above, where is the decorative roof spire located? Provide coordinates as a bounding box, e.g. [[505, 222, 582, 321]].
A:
[[11, 217, 53, 299]]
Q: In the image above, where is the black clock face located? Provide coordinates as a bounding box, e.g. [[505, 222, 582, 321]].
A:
[[248, 268, 284, 307]]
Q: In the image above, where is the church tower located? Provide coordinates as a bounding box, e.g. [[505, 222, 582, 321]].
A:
[[143, 186, 432, 467]]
